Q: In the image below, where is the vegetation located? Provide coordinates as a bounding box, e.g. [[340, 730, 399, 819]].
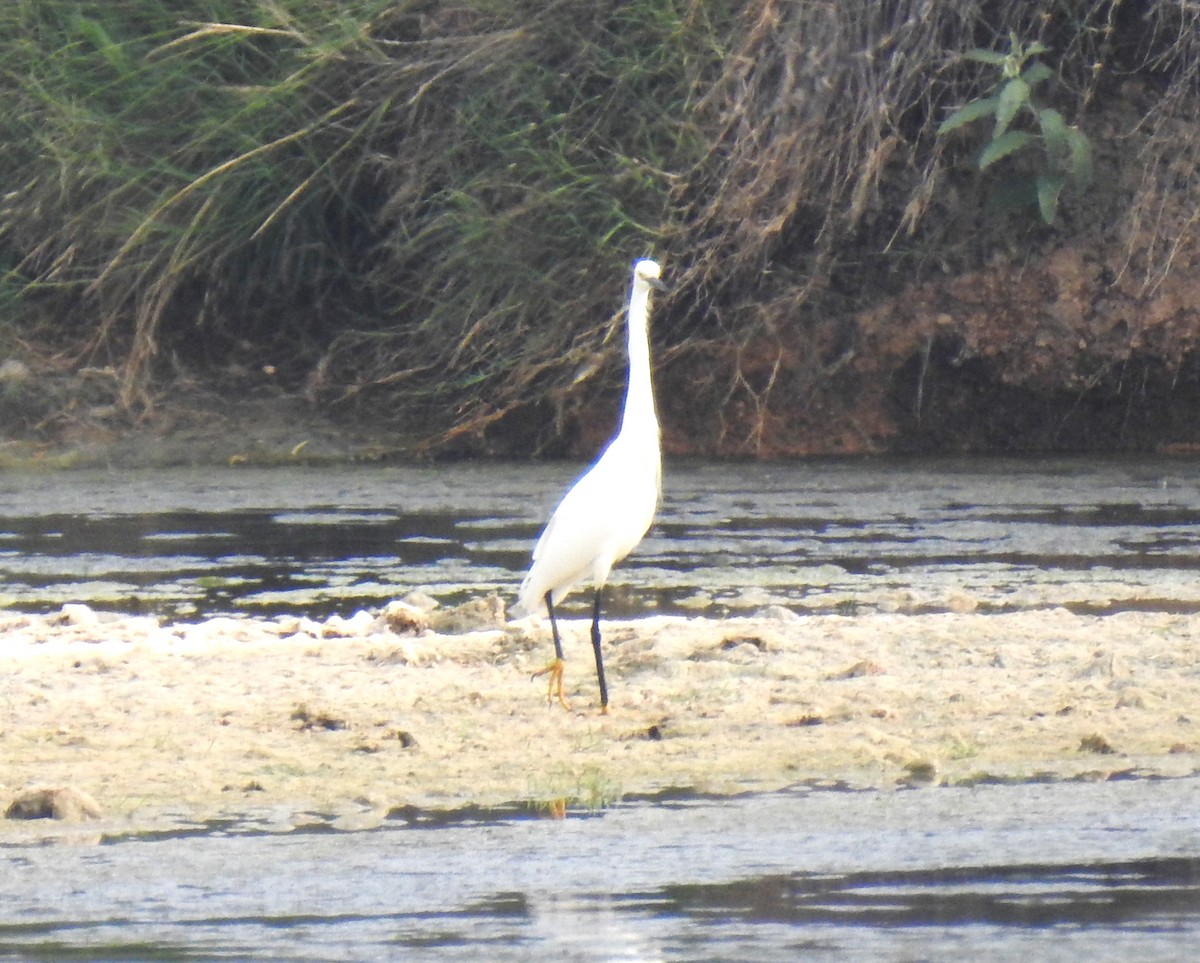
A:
[[2, 1, 1200, 454], [937, 31, 1094, 224], [0, 0, 720, 443]]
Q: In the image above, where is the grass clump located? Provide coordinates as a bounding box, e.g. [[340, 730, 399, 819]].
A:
[[2, 1, 388, 406], [0, 0, 726, 446], [526, 764, 624, 815]]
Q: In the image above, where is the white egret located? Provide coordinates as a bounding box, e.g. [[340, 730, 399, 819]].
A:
[[513, 258, 666, 712]]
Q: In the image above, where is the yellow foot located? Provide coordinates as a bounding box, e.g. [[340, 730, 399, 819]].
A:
[[531, 658, 570, 710]]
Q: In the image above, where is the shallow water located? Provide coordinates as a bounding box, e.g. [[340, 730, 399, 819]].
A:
[[3, 456, 1200, 959], [2, 777, 1198, 961], [0, 455, 1198, 619]]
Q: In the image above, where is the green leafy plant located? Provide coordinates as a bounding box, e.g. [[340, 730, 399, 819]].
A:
[[938, 31, 1094, 224]]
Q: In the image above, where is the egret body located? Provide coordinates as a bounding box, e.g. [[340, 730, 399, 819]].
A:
[[514, 258, 665, 711]]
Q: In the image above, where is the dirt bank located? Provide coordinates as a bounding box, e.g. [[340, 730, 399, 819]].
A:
[[3, 603, 1197, 839]]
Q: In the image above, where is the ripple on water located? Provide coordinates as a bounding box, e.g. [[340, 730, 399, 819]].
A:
[[1, 777, 1199, 960], [1, 457, 1199, 619]]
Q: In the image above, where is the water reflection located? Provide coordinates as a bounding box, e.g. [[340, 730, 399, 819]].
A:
[[2, 778, 1199, 960], [660, 858, 1200, 929]]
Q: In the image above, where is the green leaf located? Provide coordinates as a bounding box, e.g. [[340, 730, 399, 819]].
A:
[[1065, 126, 1094, 189], [1025, 41, 1050, 57], [964, 49, 1009, 65], [994, 77, 1030, 138], [1022, 62, 1053, 87], [1037, 107, 1069, 162], [978, 129, 1035, 169], [1037, 173, 1065, 223], [937, 95, 999, 135]]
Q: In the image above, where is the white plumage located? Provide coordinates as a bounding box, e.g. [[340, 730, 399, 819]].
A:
[[514, 258, 665, 711]]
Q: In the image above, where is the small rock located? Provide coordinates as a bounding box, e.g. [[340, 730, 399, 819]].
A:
[[900, 760, 940, 786], [382, 600, 429, 634], [756, 604, 803, 622], [322, 610, 377, 637], [401, 591, 440, 612], [58, 603, 100, 627], [221, 781, 266, 794], [720, 636, 769, 653], [6, 787, 102, 822], [291, 703, 347, 731], [1079, 732, 1116, 755], [293, 617, 326, 638], [427, 595, 506, 633], [829, 659, 885, 680]]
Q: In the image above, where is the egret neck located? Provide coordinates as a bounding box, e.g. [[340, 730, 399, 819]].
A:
[[619, 275, 660, 443]]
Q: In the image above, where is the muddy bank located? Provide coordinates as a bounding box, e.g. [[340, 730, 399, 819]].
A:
[[0, 384, 422, 471], [2, 602, 1197, 839]]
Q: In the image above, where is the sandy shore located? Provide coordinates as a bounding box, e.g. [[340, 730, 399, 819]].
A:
[[3, 601, 1198, 837]]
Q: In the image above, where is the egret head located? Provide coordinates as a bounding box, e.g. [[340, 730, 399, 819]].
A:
[[633, 258, 666, 291]]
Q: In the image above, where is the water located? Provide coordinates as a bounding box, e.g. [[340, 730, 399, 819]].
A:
[[2, 455, 1200, 959], [2, 777, 1198, 960], [0, 455, 1197, 619]]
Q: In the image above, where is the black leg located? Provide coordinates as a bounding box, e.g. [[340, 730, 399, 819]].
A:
[[590, 589, 609, 710], [534, 590, 570, 709], [546, 591, 564, 662]]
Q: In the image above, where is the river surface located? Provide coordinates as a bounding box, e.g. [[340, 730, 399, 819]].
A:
[[0, 455, 1198, 619], [2, 456, 1199, 960], [2, 777, 1199, 961]]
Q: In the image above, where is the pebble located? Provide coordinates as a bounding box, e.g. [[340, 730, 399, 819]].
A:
[[59, 603, 100, 627]]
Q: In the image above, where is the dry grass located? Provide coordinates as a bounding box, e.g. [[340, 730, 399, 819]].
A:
[[2, 2, 1200, 452]]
